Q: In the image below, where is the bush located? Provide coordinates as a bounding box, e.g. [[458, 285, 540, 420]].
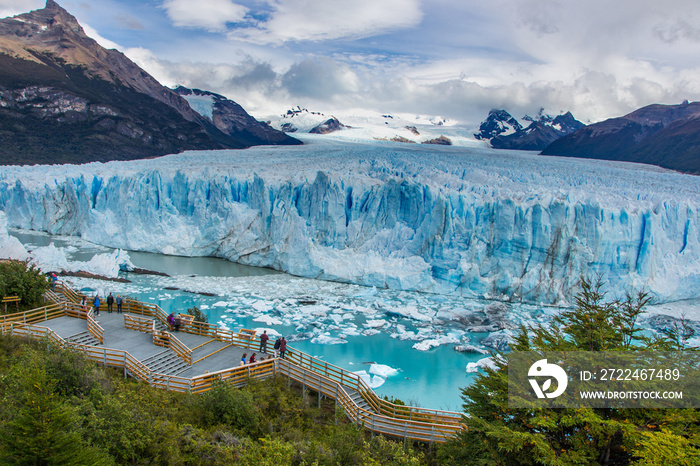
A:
[[0, 260, 50, 312], [439, 277, 700, 465]]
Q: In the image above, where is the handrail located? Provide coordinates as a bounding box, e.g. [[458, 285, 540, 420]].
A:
[[191, 342, 233, 365], [40, 282, 463, 441], [168, 332, 192, 365], [275, 359, 461, 442], [1, 302, 65, 325], [124, 314, 154, 333], [57, 281, 81, 303], [86, 307, 104, 344]]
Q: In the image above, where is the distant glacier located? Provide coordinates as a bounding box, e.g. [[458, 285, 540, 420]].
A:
[[1, 136, 699, 305]]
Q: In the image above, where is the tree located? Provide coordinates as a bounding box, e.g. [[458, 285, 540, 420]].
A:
[[439, 277, 700, 465], [0, 260, 50, 313], [0, 349, 111, 465]]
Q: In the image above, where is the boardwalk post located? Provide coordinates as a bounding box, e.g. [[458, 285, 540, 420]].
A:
[[123, 354, 127, 378], [334, 385, 338, 425], [403, 422, 408, 449], [371, 414, 375, 439]]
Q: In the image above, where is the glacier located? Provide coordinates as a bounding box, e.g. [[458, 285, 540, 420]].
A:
[[1, 135, 699, 305]]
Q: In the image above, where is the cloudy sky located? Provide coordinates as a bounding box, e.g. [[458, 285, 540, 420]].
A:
[[3, 0, 700, 125]]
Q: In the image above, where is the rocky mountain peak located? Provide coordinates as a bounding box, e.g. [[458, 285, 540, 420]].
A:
[[473, 109, 522, 140]]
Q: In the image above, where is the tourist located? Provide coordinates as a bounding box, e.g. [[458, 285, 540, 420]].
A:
[[116, 294, 123, 313], [167, 312, 175, 329], [107, 293, 114, 313], [240, 353, 247, 366], [249, 353, 257, 364], [173, 315, 181, 332], [50, 272, 57, 291], [279, 337, 287, 359], [80, 295, 87, 311], [259, 330, 269, 353], [273, 337, 281, 357], [93, 294, 100, 316]]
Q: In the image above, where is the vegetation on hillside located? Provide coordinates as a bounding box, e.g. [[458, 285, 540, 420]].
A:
[[0, 334, 426, 465], [0, 260, 49, 313], [439, 278, 700, 465]]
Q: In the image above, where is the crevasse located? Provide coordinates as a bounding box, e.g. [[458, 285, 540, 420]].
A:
[[1, 140, 698, 305]]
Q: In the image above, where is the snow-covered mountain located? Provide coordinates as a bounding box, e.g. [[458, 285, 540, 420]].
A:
[[1, 137, 698, 306], [268, 107, 482, 147], [474, 108, 585, 150]]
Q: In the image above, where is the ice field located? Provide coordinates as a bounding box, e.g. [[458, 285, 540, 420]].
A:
[[1, 136, 700, 305]]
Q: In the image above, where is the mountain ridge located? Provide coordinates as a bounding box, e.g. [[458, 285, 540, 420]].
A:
[[474, 109, 585, 151], [541, 101, 700, 174], [0, 1, 298, 165]]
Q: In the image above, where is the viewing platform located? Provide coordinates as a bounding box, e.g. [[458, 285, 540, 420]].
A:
[[1, 282, 465, 444]]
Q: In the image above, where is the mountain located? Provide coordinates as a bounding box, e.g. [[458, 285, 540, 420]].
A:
[[473, 109, 523, 141], [541, 101, 700, 174], [174, 87, 300, 147], [0, 1, 297, 166], [475, 109, 585, 151], [309, 117, 348, 134]]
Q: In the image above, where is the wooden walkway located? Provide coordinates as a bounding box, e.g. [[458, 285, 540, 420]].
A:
[[1, 283, 465, 443]]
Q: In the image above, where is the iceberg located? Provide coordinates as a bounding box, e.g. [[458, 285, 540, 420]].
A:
[[0, 211, 29, 260], [1, 138, 699, 305]]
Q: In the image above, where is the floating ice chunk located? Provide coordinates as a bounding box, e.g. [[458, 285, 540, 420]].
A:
[[466, 356, 503, 373], [352, 370, 386, 389], [0, 213, 28, 260], [388, 305, 434, 322], [369, 364, 399, 378], [364, 319, 387, 328], [480, 330, 514, 351], [311, 334, 348, 345], [361, 329, 380, 336], [454, 344, 490, 355], [254, 327, 281, 337], [412, 334, 461, 351], [29, 243, 71, 271], [253, 315, 283, 326], [251, 301, 272, 313], [28, 243, 132, 278], [213, 301, 229, 307]]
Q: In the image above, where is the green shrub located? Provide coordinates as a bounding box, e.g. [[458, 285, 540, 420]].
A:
[[0, 260, 50, 312]]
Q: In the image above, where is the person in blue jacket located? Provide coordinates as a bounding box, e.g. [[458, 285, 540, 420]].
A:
[[93, 294, 100, 316]]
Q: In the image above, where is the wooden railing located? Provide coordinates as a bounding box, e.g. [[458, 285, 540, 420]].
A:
[[57, 282, 81, 304], [86, 308, 104, 344], [0, 302, 65, 325], [124, 314, 154, 333], [30, 283, 464, 442], [168, 332, 192, 365], [275, 358, 461, 443]]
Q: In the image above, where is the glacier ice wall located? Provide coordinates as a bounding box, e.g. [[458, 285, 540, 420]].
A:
[[1, 137, 699, 305]]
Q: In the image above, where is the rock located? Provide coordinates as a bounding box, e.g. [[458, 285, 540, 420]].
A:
[[421, 135, 452, 145], [310, 117, 347, 134]]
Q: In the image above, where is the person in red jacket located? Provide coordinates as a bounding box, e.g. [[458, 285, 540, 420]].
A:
[[259, 330, 269, 353], [279, 337, 287, 359]]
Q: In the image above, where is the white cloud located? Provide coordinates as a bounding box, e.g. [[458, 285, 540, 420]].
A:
[[82, 23, 123, 50], [228, 0, 423, 44], [0, 0, 43, 18], [162, 0, 249, 32]]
